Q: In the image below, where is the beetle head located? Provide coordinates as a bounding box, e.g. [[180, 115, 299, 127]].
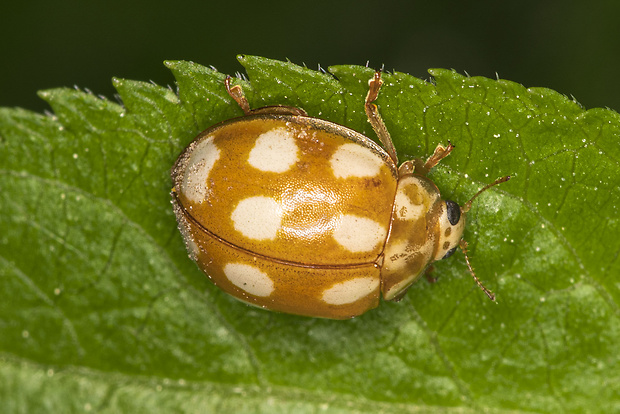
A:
[[434, 175, 511, 300]]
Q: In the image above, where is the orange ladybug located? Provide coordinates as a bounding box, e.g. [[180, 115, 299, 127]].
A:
[[171, 71, 509, 319]]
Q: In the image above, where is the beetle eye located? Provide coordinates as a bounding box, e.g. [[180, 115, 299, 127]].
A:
[[442, 247, 457, 259], [445, 200, 461, 226]]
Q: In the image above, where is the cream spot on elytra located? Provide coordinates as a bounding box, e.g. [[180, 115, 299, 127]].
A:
[[332, 214, 386, 252], [248, 127, 299, 173], [330, 143, 383, 178], [181, 135, 220, 203], [231, 196, 283, 240], [322, 277, 380, 305], [223, 263, 274, 297]]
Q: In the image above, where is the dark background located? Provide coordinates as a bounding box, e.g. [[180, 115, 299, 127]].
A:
[[2, 0, 620, 113]]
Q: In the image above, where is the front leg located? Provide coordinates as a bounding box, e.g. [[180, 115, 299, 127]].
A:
[[421, 142, 454, 175]]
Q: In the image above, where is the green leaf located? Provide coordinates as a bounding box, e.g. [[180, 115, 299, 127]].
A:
[[1, 55, 619, 413]]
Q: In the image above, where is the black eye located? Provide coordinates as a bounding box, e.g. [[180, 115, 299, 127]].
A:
[[442, 247, 457, 259], [445, 200, 461, 226]]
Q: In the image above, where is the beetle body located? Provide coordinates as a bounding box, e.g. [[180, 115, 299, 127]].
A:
[[171, 72, 506, 319]]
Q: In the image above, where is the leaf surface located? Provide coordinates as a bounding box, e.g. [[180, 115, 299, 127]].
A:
[[1, 55, 618, 413]]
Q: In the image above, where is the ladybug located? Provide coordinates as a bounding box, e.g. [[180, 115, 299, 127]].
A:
[[171, 71, 509, 319]]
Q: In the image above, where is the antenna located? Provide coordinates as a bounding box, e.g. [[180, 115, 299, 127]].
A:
[[459, 175, 511, 300], [459, 240, 495, 301], [463, 176, 511, 213]]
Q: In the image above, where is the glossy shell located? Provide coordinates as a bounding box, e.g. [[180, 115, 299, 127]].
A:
[[171, 109, 465, 319], [172, 113, 395, 318], [169, 72, 488, 319]]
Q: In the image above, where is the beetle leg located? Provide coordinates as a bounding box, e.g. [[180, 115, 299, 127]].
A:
[[365, 71, 399, 166], [225, 76, 251, 115], [424, 264, 438, 283], [225, 76, 308, 117], [422, 141, 455, 173], [249, 105, 308, 117]]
